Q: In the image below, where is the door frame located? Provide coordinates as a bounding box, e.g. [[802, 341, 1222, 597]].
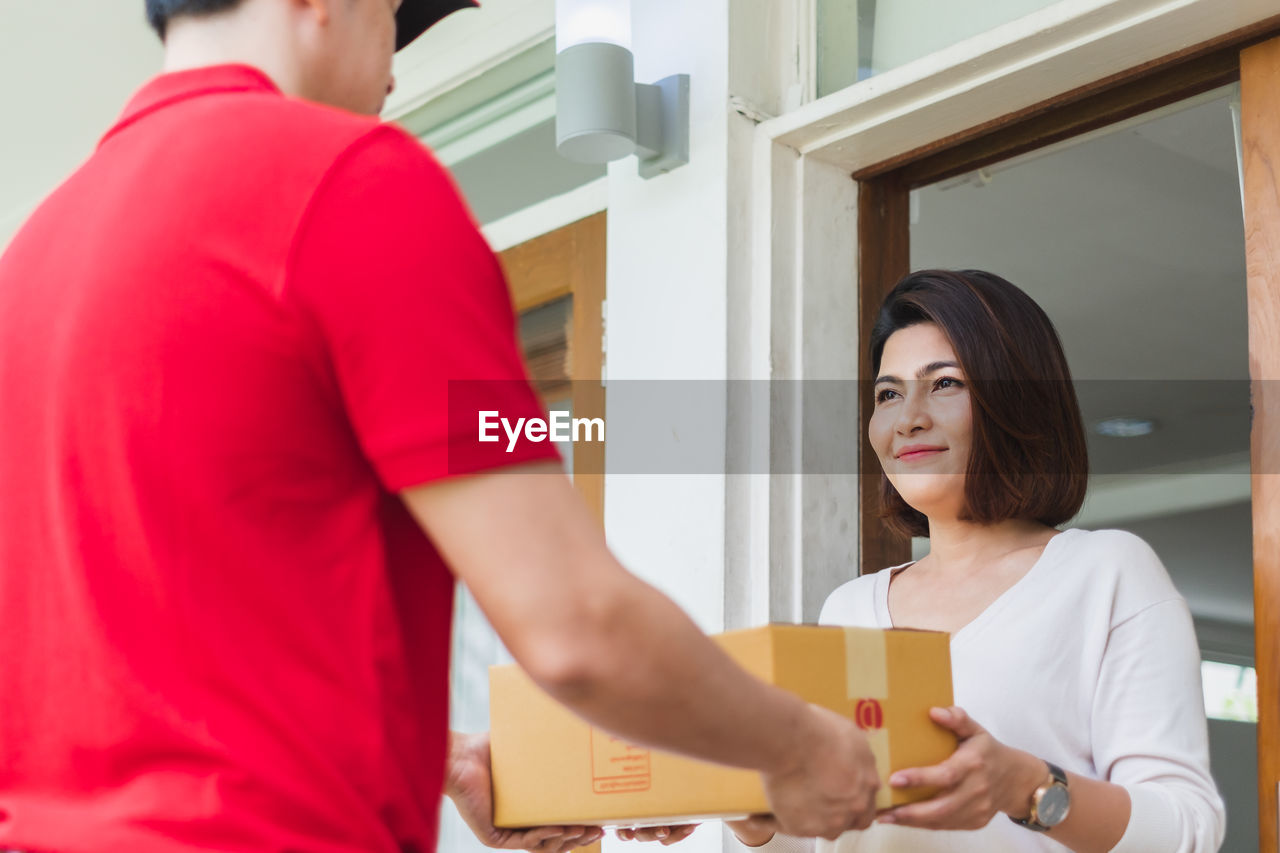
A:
[[850, 27, 1280, 853], [853, 27, 1276, 569], [737, 4, 1280, 848], [1240, 37, 1280, 853], [498, 212, 608, 524], [737, 0, 1280, 628]]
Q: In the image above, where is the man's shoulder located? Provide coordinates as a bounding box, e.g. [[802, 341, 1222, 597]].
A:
[[169, 95, 450, 232], [197, 93, 424, 171]]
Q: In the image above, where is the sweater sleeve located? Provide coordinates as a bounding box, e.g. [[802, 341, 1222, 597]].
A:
[[1092, 598, 1226, 853]]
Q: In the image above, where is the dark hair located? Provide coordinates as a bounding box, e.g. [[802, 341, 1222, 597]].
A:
[[869, 269, 1088, 539], [145, 0, 244, 38]]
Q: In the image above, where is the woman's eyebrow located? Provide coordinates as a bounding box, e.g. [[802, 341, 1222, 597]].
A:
[[917, 360, 961, 378], [875, 361, 962, 386]]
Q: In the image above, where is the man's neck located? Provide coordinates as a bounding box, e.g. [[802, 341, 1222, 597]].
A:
[[161, 9, 304, 98]]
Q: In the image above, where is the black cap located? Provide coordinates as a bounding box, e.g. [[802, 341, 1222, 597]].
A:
[[395, 0, 478, 51]]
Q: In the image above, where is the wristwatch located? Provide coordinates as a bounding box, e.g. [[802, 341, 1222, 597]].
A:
[[1009, 761, 1070, 832]]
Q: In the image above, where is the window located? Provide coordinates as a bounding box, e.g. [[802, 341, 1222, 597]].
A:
[[817, 0, 1064, 95], [1202, 660, 1258, 723]]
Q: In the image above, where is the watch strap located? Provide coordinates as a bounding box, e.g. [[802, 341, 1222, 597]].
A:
[[1009, 761, 1068, 832]]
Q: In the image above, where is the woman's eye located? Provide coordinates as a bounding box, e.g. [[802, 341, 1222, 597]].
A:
[[875, 388, 900, 404], [934, 376, 964, 391]]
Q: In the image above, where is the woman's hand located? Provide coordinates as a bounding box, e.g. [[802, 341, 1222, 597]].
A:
[[614, 825, 699, 846], [447, 731, 605, 852], [876, 706, 1046, 830]]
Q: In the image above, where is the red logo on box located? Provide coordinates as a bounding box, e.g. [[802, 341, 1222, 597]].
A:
[[854, 699, 884, 730]]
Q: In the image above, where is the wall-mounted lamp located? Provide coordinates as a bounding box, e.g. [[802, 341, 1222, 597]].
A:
[[554, 0, 690, 179]]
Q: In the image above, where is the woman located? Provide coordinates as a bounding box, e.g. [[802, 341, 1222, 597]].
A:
[[622, 269, 1225, 852]]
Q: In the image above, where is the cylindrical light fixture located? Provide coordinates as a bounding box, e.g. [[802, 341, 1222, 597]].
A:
[[554, 0, 689, 179], [556, 0, 631, 51]]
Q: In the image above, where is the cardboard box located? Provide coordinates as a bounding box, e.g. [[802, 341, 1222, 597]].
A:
[[490, 624, 955, 828]]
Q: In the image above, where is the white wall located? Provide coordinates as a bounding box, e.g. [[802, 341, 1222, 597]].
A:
[[0, 0, 550, 249], [0, 0, 163, 247], [602, 0, 733, 641]]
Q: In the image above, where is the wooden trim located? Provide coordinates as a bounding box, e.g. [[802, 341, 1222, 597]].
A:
[[498, 212, 608, 523], [483, 177, 608, 253], [499, 221, 576, 314], [566, 213, 607, 526], [1241, 34, 1280, 853], [854, 15, 1280, 187], [890, 48, 1239, 189], [856, 175, 912, 576], [851, 25, 1280, 848], [836, 16, 1280, 846]]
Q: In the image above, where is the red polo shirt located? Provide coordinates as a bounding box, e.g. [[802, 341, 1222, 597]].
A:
[[0, 64, 557, 853]]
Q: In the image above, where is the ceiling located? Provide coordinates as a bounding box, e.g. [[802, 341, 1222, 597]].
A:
[[913, 86, 1251, 479]]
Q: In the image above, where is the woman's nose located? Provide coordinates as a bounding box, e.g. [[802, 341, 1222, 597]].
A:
[[895, 386, 931, 433]]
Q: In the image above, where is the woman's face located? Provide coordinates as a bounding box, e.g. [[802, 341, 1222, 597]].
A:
[[868, 323, 973, 521]]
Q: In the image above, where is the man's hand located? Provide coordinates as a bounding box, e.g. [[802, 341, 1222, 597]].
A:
[[405, 472, 881, 842], [762, 705, 881, 840], [447, 731, 604, 853]]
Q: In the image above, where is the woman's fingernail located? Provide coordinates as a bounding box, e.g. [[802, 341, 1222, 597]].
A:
[[657, 828, 669, 838], [878, 813, 897, 824], [890, 772, 909, 786]]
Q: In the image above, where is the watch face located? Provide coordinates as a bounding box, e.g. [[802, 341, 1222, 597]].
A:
[[1037, 785, 1071, 827]]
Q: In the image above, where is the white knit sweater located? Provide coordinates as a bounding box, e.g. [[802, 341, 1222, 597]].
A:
[[744, 528, 1225, 853]]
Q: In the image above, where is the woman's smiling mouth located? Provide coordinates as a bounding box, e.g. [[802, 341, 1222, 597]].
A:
[[896, 445, 947, 461]]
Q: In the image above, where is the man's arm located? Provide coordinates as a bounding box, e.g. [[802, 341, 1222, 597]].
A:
[[402, 462, 879, 840]]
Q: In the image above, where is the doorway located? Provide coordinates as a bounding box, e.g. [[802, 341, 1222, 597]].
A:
[[439, 213, 606, 853], [855, 31, 1280, 851], [909, 85, 1253, 850]]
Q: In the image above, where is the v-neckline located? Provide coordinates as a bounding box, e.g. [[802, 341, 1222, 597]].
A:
[[875, 529, 1076, 644]]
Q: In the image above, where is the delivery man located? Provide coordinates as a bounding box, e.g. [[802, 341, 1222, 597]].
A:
[[0, 1, 880, 851]]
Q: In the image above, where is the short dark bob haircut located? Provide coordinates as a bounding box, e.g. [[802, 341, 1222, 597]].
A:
[[145, 0, 242, 38], [869, 269, 1088, 540]]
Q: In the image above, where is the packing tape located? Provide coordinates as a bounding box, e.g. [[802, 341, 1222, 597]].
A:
[[865, 729, 893, 810], [843, 628, 888, 700], [844, 627, 892, 808]]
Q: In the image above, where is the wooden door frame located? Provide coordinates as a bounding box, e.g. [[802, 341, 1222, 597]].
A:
[[498, 212, 607, 524], [855, 25, 1280, 851], [1240, 37, 1280, 853]]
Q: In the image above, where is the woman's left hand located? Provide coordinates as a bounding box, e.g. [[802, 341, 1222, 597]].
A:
[[877, 706, 1047, 831]]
